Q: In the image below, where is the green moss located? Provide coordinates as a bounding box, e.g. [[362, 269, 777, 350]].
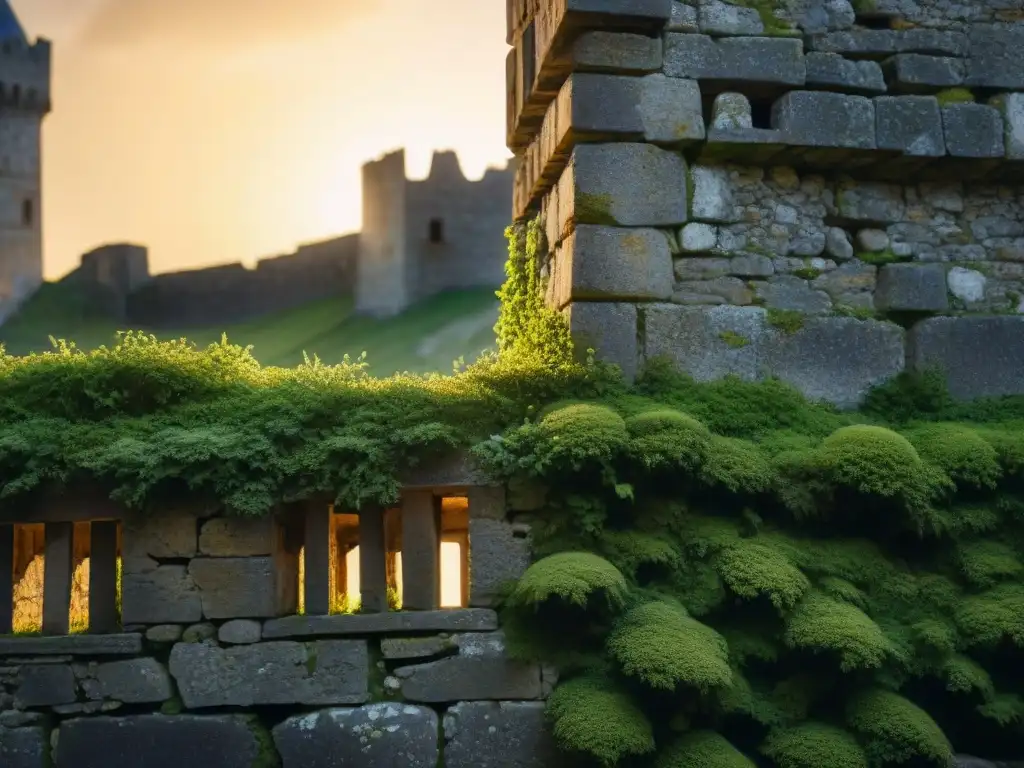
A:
[[546, 676, 655, 764], [905, 423, 1002, 489], [656, 730, 756, 768], [792, 268, 822, 281], [819, 425, 923, 498], [243, 716, 282, 768], [833, 305, 877, 321], [719, 330, 750, 348], [767, 309, 805, 334], [715, 541, 810, 610], [936, 88, 975, 106], [955, 583, 1024, 646], [785, 592, 894, 671], [509, 552, 629, 611], [847, 689, 952, 766], [625, 408, 711, 472], [762, 723, 868, 768], [857, 249, 908, 266], [574, 193, 619, 226], [304, 642, 318, 675], [159, 696, 183, 715]]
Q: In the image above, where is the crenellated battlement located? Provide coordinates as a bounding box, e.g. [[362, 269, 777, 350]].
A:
[[0, 37, 50, 113]]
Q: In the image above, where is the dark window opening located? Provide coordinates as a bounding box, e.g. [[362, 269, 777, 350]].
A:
[[856, 14, 893, 29], [428, 218, 444, 244], [750, 99, 774, 130], [21, 199, 33, 227]]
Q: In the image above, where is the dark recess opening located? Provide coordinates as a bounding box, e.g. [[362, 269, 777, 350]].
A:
[[856, 14, 893, 29], [750, 99, 774, 130], [428, 218, 444, 244], [21, 199, 32, 227]]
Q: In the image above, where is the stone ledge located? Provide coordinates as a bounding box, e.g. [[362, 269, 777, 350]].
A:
[[262, 609, 499, 640], [0, 634, 143, 657]]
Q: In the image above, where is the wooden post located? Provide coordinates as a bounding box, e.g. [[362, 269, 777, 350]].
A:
[[0, 524, 12, 634], [89, 521, 119, 634], [401, 491, 441, 610], [358, 506, 388, 613], [42, 522, 73, 635], [304, 502, 332, 616]]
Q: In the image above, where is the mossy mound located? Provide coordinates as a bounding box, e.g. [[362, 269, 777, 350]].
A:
[[508, 552, 628, 612]]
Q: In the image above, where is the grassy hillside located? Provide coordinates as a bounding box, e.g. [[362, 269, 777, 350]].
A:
[[0, 283, 499, 374]]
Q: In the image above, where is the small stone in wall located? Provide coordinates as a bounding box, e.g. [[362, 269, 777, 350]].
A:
[[218, 620, 262, 645], [381, 637, 455, 661], [182, 622, 217, 644], [698, 0, 764, 35], [857, 229, 891, 253], [95, 658, 173, 704], [995, 93, 1024, 160], [800, 0, 855, 33], [443, 702, 558, 768], [681, 222, 719, 251], [825, 228, 855, 260], [942, 104, 1005, 158], [145, 625, 183, 644], [755, 276, 833, 314], [690, 166, 736, 223], [15, 664, 77, 708], [711, 93, 752, 132], [668, 1, 698, 32], [948, 267, 987, 304]]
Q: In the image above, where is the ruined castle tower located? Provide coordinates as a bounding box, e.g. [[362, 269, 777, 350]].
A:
[[0, 2, 48, 322], [508, 0, 1024, 407]]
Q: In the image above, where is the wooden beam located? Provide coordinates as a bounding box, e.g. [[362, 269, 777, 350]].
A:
[[88, 521, 119, 634], [42, 522, 73, 635]]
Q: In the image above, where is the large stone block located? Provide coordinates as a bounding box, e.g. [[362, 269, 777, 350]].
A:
[[54, 715, 263, 768], [942, 104, 1005, 158], [547, 225, 674, 308], [122, 509, 197, 560], [663, 34, 806, 86], [966, 25, 1024, 90], [690, 165, 737, 223], [15, 664, 76, 707], [994, 93, 1024, 160], [835, 181, 905, 223], [643, 304, 767, 382], [262, 608, 499, 640], [273, 705, 439, 768], [763, 317, 906, 409], [809, 29, 967, 57], [168, 640, 368, 708], [395, 633, 544, 703], [882, 54, 965, 91], [875, 96, 945, 157], [444, 702, 559, 768], [93, 658, 173, 705], [561, 143, 688, 227], [188, 556, 297, 619], [804, 52, 886, 94], [772, 91, 876, 148], [120, 561, 203, 625], [875, 263, 949, 313], [564, 301, 639, 381], [0, 634, 142, 657], [754, 276, 833, 314], [0, 727, 47, 768], [907, 317, 1024, 400], [698, 0, 764, 35], [198, 516, 279, 556], [571, 31, 663, 73], [469, 519, 531, 607], [637, 74, 705, 145]]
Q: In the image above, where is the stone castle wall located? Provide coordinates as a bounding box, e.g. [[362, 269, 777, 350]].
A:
[[507, 0, 1024, 407]]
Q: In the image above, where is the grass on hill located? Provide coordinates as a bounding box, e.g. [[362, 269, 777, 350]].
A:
[[0, 282, 500, 375]]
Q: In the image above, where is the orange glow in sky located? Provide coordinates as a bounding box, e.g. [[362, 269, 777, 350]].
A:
[[14, 0, 512, 279]]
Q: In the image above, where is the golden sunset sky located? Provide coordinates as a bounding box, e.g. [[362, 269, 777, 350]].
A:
[[14, 0, 511, 279]]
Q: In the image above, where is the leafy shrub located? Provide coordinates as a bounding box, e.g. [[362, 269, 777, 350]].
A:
[[819, 425, 923, 498]]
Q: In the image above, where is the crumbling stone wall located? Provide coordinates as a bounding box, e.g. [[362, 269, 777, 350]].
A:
[[0, 474, 549, 768], [508, 0, 1024, 407]]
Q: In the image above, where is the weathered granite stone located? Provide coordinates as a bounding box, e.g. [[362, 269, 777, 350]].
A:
[[690, 165, 736, 223], [572, 31, 662, 73], [668, 1, 699, 32], [188, 556, 297, 619], [772, 91, 876, 148], [674, 255, 774, 279], [643, 304, 767, 381], [942, 103, 1006, 158], [755, 276, 833, 314], [995, 93, 1024, 160], [966, 25, 1024, 90], [564, 301, 638, 381], [710, 92, 752, 131], [810, 29, 966, 57], [639, 74, 705, 144], [805, 52, 886, 94], [908, 317, 1024, 399], [54, 715, 262, 768], [764, 318, 906, 409], [856, 229, 890, 253], [680, 222, 719, 251], [395, 633, 543, 703], [262, 609, 499, 640], [469, 519, 531, 607], [948, 266, 987, 304], [699, 0, 764, 35], [875, 95, 945, 156], [466, 486, 505, 521], [94, 659, 172, 704], [566, 143, 687, 226], [0, 713, 44, 728], [273, 705, 439, 768], [812, 261, 877, 306], [121, 561, 202, 625], [674, 276, 753, 305], [122, 509, 197, 560], [169, 640, 368, 708], [548, 226, 673, 308], [826, 227, 855, 260], [0, 635, 142, 657], [380, 637, 455, 661], [198, 516, 277, 557], [663, 34, 806, 86], [0, 726, 46, 768], [875, 263, 949, 312], [883, 54, 965, 91], [444, 702, 559, 768], [145, 625, 183, 644], [836, 181, 905, 223], [16, 664, 76, 707], [182, 622, 217, 644], [799, 0, 855, 34], [218, 620, 262, 645]]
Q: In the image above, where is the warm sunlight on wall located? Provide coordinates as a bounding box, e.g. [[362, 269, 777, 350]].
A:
[[343, 544, 463, 608]]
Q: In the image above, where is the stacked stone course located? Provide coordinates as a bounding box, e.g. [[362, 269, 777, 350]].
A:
[[507, 0, 1024, 406]]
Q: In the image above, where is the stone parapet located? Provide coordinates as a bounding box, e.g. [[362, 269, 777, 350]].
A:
[[507, 0, 1024, 404]]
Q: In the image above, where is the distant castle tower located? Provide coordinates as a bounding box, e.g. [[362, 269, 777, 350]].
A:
[[0, 2, 49, 322]]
